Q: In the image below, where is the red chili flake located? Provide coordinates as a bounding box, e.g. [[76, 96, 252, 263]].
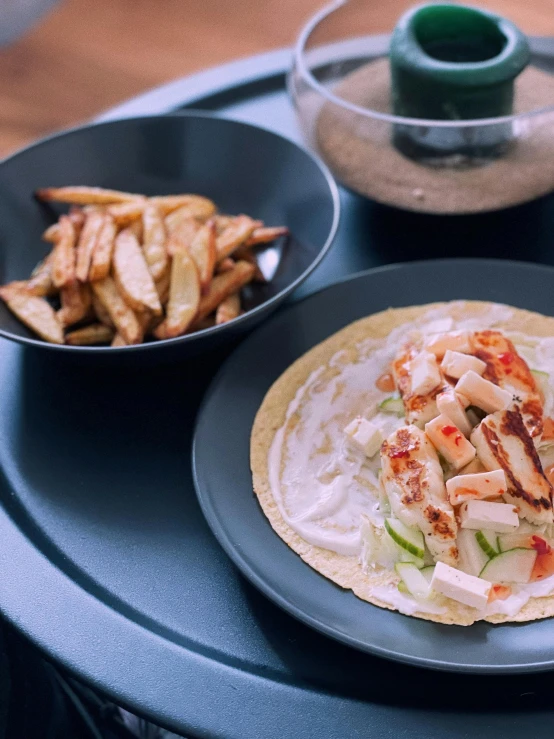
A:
[[390, 449, 410, 459], [498, 352, 514, 365], [441, 426, 458, 437], [531, 536, 552, 555]]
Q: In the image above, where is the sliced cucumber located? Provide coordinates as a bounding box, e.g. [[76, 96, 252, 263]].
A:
[[531, 369, 550, 380], [379, 397, 405, 416], [475, 530, 499, 558], [385, 518, 425, 560], [497, 533, 533, 552], [397, 581, 409, 593], [420, 565, 435, 583], [457, 528, 489, 577], [479, 548, 537, 583], [397, 549, 425, 569], [395, 562, 431, 599]]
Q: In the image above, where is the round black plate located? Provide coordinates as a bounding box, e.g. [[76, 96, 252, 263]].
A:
[[194, 258, 554, 674]]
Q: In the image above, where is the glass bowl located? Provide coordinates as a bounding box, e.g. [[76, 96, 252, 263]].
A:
[[289, 0, 554, 214]]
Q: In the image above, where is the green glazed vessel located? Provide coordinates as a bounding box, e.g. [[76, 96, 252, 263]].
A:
[[389, 3, 530, 159]]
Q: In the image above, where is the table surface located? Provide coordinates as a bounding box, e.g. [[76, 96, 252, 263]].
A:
[[0, 0, 553, 158]]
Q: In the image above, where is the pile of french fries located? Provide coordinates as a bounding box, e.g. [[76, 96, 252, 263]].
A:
[[0, 186, 288, 346]]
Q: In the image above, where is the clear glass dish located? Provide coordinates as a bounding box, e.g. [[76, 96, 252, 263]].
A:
[[289, 0, 554, 213]]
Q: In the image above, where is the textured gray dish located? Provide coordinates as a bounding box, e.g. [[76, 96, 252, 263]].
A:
[[0, 112, 339, 354], [194, 258, 554, 674]]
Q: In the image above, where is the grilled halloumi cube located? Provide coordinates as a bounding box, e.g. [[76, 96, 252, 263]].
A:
[[425, 414, 476, 470], [471, 331, 543, 439], [392, 344, 448, 427], [425, 330, 471, 358], [436, 387, 473, 437], [441, 350, 486, 380], [455, 371, 513, 414], [470, 408, 553, 525], [446, 469, 507, 505], [380, 425, 458, 566]]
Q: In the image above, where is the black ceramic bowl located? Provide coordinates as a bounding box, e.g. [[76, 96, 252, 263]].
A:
[[0, 113, 339, 354]]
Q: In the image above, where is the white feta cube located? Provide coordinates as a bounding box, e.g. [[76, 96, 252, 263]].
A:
[[426, 330, 471, 358], [460, 500, 519, 533], [446, 469, 507, 505], [436, 387, 472, 437], [431, 561, 491, 609], [409, 351, 441, 396], [344, 417, 383, 457], [425, 414, 476, 470], [455, 371, 512, 414], [441, 350, 487, 380]]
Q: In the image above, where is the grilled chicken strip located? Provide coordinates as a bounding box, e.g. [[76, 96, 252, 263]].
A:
[[392, 344, 449, 427], [381, 425, 458, 566], [471, 408, 553, 526], [471, 330, 543, 439]]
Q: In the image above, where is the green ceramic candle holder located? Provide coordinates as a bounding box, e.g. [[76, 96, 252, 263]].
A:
[[390, 3, 530, 160]]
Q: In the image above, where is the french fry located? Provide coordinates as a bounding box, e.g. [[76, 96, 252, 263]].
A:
[[215, 215, 257, 261], [42, 207, 86, 243], [166, 216, 199, 257], [189, 219, 216, 290], [214, 215, 234, 235], [244, 226, 289, 247], [215, 292, 241, 325], [142, 204, 169, 280], [91, 277, 142, 345], [194, 260, 255, 325], [88, 214, 116, 282], [65, 323, 115, 345], [154, 268, 171, 305], [193, 315, 216, 331], [51, 215, 76, 288], [232, 246, 266, 283], [113, 229, 162, 315], [36, 186, 141, 205], [154, 250, 200, 339], [111, 333, 127, 347], [91, 293, 115, 328], [26, 254, 56, 297], [57, 282, 92, 327], [107, 199, 147, 226], [127, 218, 143, 242], [0, 284, 63, 344], [75, 210, 104, 282], [216, 257, 235, 274], [156, 195, 216, 221]]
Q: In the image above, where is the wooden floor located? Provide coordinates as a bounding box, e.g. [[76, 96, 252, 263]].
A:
[[0, 0, 552, 157]]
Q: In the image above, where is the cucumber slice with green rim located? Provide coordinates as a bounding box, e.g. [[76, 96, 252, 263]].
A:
[[385, 518, 425, 559], [457, 528, 489, 577], [397, 581, 409, 593], [378, 397, 405, 416], [479, 548, 537, 583], [531, 369, 549, 379], [475, 530, 499, 558], [531, 369, 550, 396], [395, 562, 431, 599], [420, 566, 435, 584], [497, 533, 533, 552]]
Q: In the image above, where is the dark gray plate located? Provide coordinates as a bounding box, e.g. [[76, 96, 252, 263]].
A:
[[194, 258, 554, 674]]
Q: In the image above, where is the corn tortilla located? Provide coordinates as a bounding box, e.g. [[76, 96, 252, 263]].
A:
[[250, 301, 554, 625]]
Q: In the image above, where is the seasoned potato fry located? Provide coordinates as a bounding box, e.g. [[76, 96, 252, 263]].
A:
[[42, 207, 86, 243], [107, 199, 147, 226], [111, 333, 127, 347], [52, 215, 76, 288], [194, 260, 255, 324], [214, 215, 234, 235], [76, 210, 105, 282], [216, 257, 235, 274], [232, 246, 266, 283], [154, 268, 171, 305], [127, 218, 143, 241], [91, 293, 115, 328], [26, 254, 56, 297], [216, 292, 241, 325], [91, 277, 142, 345], [113, 229, 162, 315], [154, 250, 200, 339], [161, 197, 216, 226], [189, 219, 216, 290], [166, 216, 200, 257], [216, 215, 257, 261], [66, 323, 115, 345], [244, 226, 289, 247], [89, 215, 116, 282], [142, 204, 169, 280], [36, 186, 141, 205], [58, 282, 92, 327], [0, 284, 63, 344]]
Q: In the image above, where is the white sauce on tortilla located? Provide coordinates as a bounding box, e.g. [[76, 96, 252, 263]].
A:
[[267, 302, 554, 617]]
